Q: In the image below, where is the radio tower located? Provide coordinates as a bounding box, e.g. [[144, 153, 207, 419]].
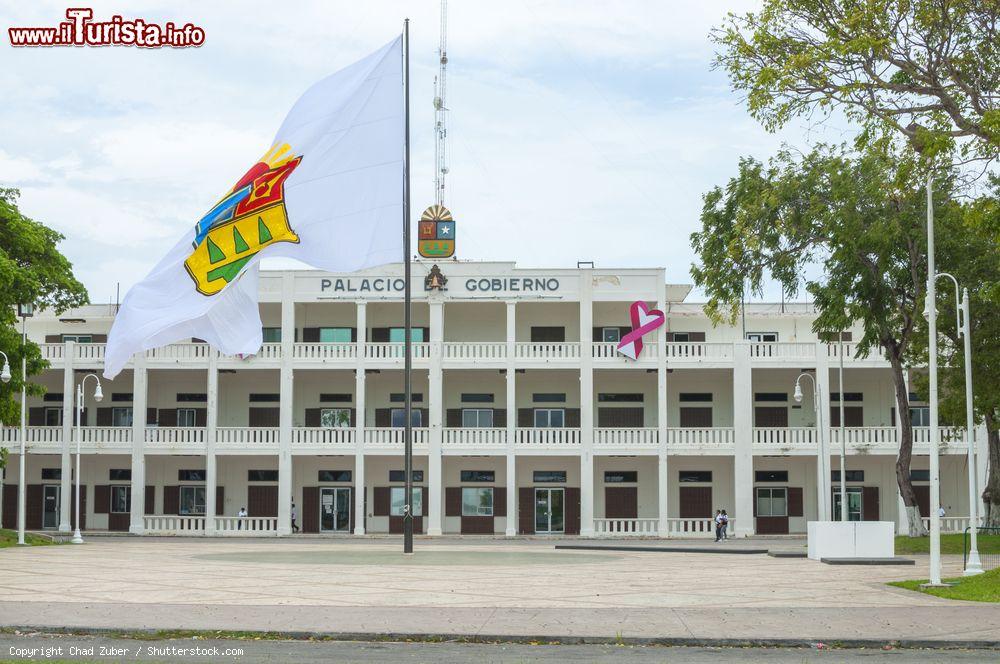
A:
[[433, 0, 449, 206]]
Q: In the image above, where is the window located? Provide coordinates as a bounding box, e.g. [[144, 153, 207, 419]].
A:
[[110, 486, 130, 513], [389, 327, 424, 342], [533, 393, 566, 403], [390, 487, 423, 516], [390, 393, 424, 403], [533, 470, 566, 483], [530, 326, 565, 342], [262, 327, 282, 343], [598, 393, 643, 402], [755, 470, 789, 483], [819, 331, 853, 342], [462, 409, 494, 428], [833, 487, 863, 522], [249, 393, 281, 402], [679, 393, 713, 403], [461, 487, 494, 516], [461, 393, 494, 403], [318, 470, 352, 482], [44, 408, 62, 426], [62, 334, 93, 343], [41, 468, 61, 480], [177, 408, 197, 427], [460, 470, 495, 483], [178, 469, 206, 482], [671, 332, 691, 342], [111, 393, 133, 402], [831, 470, 865, 482], [746, 332, 778, 342], [756, 488, 787, 516], [112, 407, 133, 427], [831, 393, 864, 402], [391, 408, 422, 427], [179, 486, 206, 515], [177, 393, 207, 403], [43, 393, 63, 402], [910, 407, 930, 426], [605, 471, 638, 483], [320, 393, 352, 403], [679, 471, 712, 483], [910, 470, 930, 482], [389, 470, 424, 482], [755, 393, 788, 402], [321, 408, 351, 428], [602, 327, 621, 343], [109, 468, 131, 481], [534, 409, 565, 428], [319, 327, 352, 343], [248, 470, 279, 482]]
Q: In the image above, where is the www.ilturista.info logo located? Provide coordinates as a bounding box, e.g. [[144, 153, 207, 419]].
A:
[[8, 8, 205, 48]]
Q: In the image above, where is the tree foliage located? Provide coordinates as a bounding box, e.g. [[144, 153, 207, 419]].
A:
[[713, 0, 1000, 163], [690, 144, 961, 535], [0, 188, 88, 425]]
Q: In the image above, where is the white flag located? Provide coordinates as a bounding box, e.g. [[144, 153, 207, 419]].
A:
[[104, 36, 403, 378]]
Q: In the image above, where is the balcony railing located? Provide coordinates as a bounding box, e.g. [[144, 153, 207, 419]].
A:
[[442, 342, 507, 361], [292, 427, 356, 446], [514, 342, 580, 361], [216, 427, 280, 447], [913, 426, 967, 445], [442, 428, 507, 447], [753, 427, 819, 447], [214, 516, 278, 535], [749, 342, 816, 361], [146, 343, 213, 362], [594, 428, 658, 448], [364, 427, 430, 446], [145, 427, 206, 451], [665, 343, 734, 361], [666, 427, 735, 448], [292, 343, 356, 361], [515, 427, 581, 447], [593, 518, 659, 537], [830, 426, 897, 446], [592, 342, 658, 361], [143, 515, 205, 534], [663, 517, 725, 537], [364, 342, 431, 360]]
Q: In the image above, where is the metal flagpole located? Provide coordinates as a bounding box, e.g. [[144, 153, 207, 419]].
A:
[[402, 18, 414, 555], [839, 338, 846, 521]]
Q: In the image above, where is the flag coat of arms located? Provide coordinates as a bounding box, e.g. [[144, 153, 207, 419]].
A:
[[104, 37, 404, 378]]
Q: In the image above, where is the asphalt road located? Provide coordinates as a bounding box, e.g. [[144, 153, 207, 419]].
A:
[[0, 635, 997, 663]]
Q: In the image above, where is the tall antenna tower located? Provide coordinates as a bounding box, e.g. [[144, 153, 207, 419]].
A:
[[433, 0, 449, 206]]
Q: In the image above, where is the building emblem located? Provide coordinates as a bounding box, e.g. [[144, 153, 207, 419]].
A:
[[616, 300, 666, 360], [424, 264, 448, 291], [184, 143, 302, 296], [417, 204, 455, 258]]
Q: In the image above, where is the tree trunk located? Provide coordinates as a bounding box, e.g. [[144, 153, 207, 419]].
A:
[[887, 347, 927, 537], [982, 413, 1000, 528]]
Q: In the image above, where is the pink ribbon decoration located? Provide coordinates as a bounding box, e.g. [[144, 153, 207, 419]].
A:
[[616, 300, 666, 360]]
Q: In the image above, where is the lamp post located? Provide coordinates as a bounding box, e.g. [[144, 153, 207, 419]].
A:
[[16, 303, 32, 545], [0, 352, 11, 531], [794, 372, 827, 520], [837, 339, 846, 521], [72, 373, 103, 544], [925, 274, 982, 575]]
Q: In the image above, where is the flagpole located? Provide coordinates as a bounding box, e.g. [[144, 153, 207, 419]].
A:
[[402, 18, 414, 555]]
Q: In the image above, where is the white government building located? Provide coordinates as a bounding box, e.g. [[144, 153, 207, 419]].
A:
[[0, 261, 986, 538]]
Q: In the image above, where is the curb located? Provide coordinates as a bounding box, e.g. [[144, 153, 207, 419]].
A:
[[555, 544, 770, 555], [4, 626, 1000, 651]]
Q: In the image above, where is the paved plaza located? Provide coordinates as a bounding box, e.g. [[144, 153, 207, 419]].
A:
[[0, 537, 996, 645]]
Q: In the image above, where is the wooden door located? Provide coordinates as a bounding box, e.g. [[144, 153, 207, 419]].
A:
[[604, 487, 638, 519], [565, 487, 581, 534], [679, 486, 712, 518], [597, 408, 644, 427], [754, 407, 788, 427], [301, 487, 319, 533], [248, 485, 278, 517], [862, 486, 880, 521], [518, 487, 534, 534], [913, 485, 930, 518], [679, 408, 713, 427]]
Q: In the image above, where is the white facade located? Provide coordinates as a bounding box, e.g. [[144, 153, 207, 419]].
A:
[[0, 261, 986, 538]]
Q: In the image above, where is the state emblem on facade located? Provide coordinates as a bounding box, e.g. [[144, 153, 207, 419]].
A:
[[417, 204, 455, 259], [184, 143, 302, 296]]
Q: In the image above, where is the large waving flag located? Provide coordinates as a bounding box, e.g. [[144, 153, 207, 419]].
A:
[[104, 36, 403, 378]]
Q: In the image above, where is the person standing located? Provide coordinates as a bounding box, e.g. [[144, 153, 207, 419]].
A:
[[714, 510, 723, 542], [291, 501, 300, 533], [720, 510, 729, 540], [237, 506, 247, 530]]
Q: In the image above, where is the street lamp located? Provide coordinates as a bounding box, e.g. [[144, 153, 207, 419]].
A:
[[0, 351, 9, 532], [72, 373, 102, 544], [16, 303, 32, 546], [794, 372, 829, 521], [925, 274, 982, 575]]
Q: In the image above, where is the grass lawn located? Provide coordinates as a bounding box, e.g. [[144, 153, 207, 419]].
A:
[[890, 566, 1000, 603], [0, 528, 55, 548], [894, 533, 1000, 555]]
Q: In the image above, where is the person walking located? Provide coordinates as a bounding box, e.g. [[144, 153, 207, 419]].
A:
[[714, 510, 723, 542], [720, 509, 729, 540], [237, 506, 247, 530], [291, 501, 300, 533]]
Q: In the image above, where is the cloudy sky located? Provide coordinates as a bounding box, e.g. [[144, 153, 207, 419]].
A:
[[1, 0, 853, 305]]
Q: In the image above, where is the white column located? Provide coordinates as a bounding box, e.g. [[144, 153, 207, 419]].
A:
[[815, 345, 831, 522], [129, 358, 147, 534], [579, 269, 595, 536], [733, 342, 754, 537], [657, 279, 669, 536], [277, 274, 294, 536], [505, 300, 517, 536], [58, 340, 74, 532], [354, 301, 367, 534], [427, 297, 444, 536], [204, 353, 219, 535]]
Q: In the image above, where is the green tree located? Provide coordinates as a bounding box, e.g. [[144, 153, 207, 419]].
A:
[[712, 0, 1000, 163], [911, 185, 1000, 525], [690, 144, 960, 536], [0, 188, 88, 425]]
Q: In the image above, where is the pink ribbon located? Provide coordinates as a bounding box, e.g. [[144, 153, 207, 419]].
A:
[[616, 300, 665, 360]]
